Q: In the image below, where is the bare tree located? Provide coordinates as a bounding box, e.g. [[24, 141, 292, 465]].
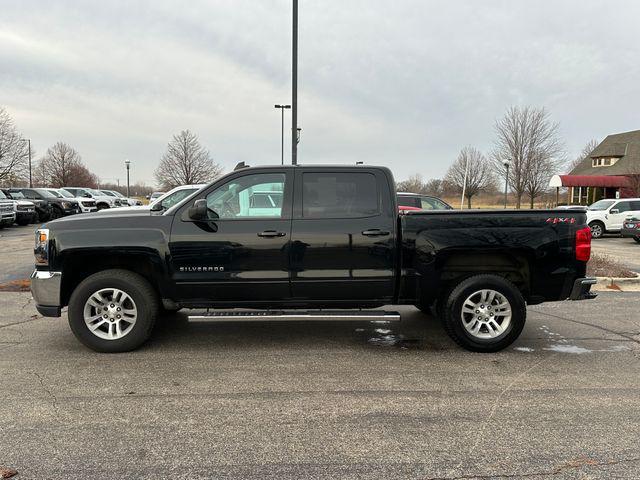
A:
[[492, 106, 564, 208], [445, 146, 494, 208], [568, 139, 599, 171], [37, 142, 86, 187], [0, 107, 28, 184], [396, 174, 427, 194], [155, 130, 222, 189]]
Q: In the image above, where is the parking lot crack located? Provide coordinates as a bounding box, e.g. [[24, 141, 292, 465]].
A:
[[29, 371, 59, 414], [533, 310, 640, 345], [447, 354, 557, 478]]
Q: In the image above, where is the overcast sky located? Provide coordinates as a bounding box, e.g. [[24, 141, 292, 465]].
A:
[[1, 0, 639, 186]]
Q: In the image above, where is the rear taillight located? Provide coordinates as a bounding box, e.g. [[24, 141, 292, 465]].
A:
[[576, 226, 591, 262]]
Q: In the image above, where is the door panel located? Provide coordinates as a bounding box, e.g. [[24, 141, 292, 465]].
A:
[[168, 170, 292, 303], [289, 169, 396, 302]]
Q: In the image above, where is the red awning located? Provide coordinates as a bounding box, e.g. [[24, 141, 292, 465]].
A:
[[550, 175, 633, 188]]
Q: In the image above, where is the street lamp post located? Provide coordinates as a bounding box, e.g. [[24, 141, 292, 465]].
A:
[[20, 139, 32, 187], [274, 104, 291, 165], [502, 159, 511, 209], [291, 0, 298, 165], [124, 159, 131, 197]]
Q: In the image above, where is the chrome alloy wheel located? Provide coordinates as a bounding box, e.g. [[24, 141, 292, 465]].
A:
[[590, 223, 603, 238], [460, 289, 512, 339], [83, 288, 138, 340]]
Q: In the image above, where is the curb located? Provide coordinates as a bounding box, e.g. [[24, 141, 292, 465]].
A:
[[592, 272, 640, 291]]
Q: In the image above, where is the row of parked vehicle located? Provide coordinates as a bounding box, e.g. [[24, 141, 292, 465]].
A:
[[0, 187, 143, 227]]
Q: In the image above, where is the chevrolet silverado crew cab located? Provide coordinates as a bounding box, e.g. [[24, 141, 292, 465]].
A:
[[31, 165, 596, 353]]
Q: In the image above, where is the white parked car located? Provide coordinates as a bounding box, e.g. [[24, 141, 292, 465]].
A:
[[97, 184, 206, 214], [99, 189, 142, 206], [44, 188, 98, 213], [64, 187, 121, 210], [586, 198, 640, 238]]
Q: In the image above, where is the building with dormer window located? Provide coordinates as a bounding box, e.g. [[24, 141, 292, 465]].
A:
[[550, 129, 640, 205]]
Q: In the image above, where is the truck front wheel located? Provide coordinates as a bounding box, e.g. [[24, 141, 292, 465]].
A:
[[442, 274, 526, 352], [68, 269, 159, 352]]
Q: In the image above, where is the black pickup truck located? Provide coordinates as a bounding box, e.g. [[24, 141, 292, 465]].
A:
[[31, 165, 596, 353]]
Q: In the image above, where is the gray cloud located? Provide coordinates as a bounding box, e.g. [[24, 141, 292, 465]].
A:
[[1, 0, 638, 185]]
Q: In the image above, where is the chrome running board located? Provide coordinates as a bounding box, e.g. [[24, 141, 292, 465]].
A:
[[188, 310, 401, 322]]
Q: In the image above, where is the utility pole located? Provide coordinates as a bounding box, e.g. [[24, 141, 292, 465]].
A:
[[503, 159, 511, 209], [124, 159, 131, 197], [20, 139, 32, 187], [274, 104, 291, 165], [291, 0, 298, 165]]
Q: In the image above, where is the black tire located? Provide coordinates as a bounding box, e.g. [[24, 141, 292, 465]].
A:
[[68, 269, 159, 352], [442, 274, 526, 353], [96, 203, 109, 210], [17, 219, 30, 226], [589, 221, 605, 239], [634, 236, 640, 244], [51, 206, 63, 219]]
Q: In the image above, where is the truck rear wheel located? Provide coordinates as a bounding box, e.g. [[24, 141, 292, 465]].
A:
[[442, 274, 526, 352], [68, 269, 159, 352]]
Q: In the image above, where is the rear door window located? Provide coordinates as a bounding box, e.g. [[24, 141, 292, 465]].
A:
[[302, 172, 379, 218], [614, 201, 632, 213]]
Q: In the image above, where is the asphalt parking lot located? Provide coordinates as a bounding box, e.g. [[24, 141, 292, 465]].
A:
[[1, 223, 640, 479], [592, 235, 640, 273]]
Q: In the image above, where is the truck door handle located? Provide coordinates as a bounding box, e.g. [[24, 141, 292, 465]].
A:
[[361, 229, 390, 237], [257, 230, 286, 238]]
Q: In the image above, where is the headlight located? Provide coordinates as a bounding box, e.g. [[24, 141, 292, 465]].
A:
[[34, 228, 50, 266], [61, 201, 72, 209]]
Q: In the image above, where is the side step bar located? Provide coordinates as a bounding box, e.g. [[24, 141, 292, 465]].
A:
[[188, 310, 401, 322]]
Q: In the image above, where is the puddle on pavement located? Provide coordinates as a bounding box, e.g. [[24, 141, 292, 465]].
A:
[[355, 322, 424, 349]]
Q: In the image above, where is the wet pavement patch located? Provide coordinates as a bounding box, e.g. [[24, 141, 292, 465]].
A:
[[355, 323, 424, 349]]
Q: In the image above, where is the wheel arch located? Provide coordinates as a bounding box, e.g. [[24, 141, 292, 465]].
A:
[[59, 250, 168, 307]]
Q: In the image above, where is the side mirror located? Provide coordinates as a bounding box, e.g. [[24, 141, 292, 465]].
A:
[[150, 202, 164, 212], [610, 208, 619, 214], [83, 192, 92, 198], [188, 199, 209, 220]]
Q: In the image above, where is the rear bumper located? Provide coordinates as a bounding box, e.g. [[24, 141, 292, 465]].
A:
[[621, 227, 639, 238], [30, 270, 62, 317], [569, 277, 597, 300]]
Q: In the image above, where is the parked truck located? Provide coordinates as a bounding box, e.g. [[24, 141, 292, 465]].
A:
[[31, 165, 596, 352]]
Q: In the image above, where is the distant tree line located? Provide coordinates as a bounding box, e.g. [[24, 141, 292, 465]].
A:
[[396, 105, 591, 209], [0, 106, 222, 194]]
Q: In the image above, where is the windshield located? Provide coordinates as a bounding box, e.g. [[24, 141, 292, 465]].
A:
[[589, 200, 616, 211], [100, 190, 116, 197], [34, 188, 57, 198], [58, 189, 74, 198], [47, 189, 64, 198], [9, 191, 25, 199], [0, 190, 6, 199], [153, 188, 198, 209], [112, 191, 125, 198], [88, 189, 104, 197]]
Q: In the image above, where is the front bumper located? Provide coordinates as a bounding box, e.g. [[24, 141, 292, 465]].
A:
[[30, 270, 62, 317], [16, 211, 35, 222], [1, 212, 16, 225], [621, 226, 640, 238], [569, 277, 597, 300]]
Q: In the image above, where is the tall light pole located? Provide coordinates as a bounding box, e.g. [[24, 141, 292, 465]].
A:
[[291, 0, 298, 165], [274, 104, 291, 165], [124, 159, 131, 197], [20, 139, 32, 187], [502, 159, 511, 209]]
